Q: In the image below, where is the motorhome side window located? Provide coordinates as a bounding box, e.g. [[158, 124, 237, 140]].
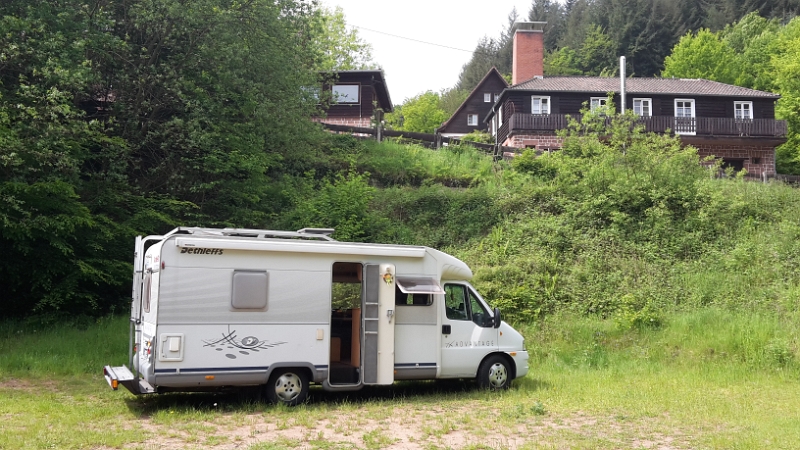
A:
[[445, 284, 492, 327], [394, 286, 431, 306], [231, 270, 268, 310]]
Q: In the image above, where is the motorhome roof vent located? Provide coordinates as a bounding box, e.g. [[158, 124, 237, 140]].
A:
[[297, 228, 335, 237]]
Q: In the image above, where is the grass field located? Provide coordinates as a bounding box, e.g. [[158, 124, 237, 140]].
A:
[[1, 311, 798, 449]]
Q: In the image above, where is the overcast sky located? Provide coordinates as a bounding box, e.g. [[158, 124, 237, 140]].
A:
[[319, 0, 535, 105]]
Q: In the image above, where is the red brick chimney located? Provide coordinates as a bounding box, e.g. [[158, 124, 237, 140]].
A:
[[512, 22, 546, 85]]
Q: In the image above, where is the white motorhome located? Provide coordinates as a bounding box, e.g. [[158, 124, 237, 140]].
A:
[[103, 227, 529, 405]]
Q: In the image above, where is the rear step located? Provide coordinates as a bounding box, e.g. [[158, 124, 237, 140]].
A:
[[103, 365, 156, 394]]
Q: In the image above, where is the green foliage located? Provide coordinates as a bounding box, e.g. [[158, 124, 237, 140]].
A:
[[281, 170, 386, 243], [460, 130, 493, 144], [662, 29, 737, 83], [385, 91, 448, 134], [309, 6, 375, 71], [0, 0, 329, 318]]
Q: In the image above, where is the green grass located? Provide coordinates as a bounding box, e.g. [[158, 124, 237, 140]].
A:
[[2, 310, 799, 449]]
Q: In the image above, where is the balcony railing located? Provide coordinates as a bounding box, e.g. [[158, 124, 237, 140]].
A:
[[499, 113, 788, 143]]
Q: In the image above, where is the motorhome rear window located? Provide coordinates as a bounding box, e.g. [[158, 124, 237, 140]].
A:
[[231, 271, 268, 310], [396, 277, 444, 295]]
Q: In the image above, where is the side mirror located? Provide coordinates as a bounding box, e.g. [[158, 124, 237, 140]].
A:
[[493, 307, 502, 328]]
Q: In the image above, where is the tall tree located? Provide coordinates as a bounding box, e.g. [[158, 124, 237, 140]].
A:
[[310, 6, 376, 71]]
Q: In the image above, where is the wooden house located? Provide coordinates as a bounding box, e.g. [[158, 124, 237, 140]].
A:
[[315, 70, 393, 128], [437, 67, 508, 138], [485, 22, 787, 177]]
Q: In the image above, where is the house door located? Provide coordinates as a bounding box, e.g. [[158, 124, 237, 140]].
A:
[[674, 99, 696, 135], [440, 283, 498, 378], [362, 264, 395, 385]]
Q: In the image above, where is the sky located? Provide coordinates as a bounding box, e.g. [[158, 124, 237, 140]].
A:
[[319, 0, 534, 105]]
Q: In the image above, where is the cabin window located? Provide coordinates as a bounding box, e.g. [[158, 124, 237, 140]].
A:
[[332, 84, 359, 103], [231, 270, 268, 310], [590, 97, 608, 111], [633, 98, 652, 116], [494, 93, 500, 102], [675, 99, 695, 118], [735, 101, 753, 120], [444, 284, 493, 327], [483, 93, 491, 102], [467, 114, 478, 126], [531, 96, 550, 114], [445, 284, 469, 321]]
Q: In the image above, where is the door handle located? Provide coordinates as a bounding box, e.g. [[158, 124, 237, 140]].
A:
[[442, 325, 451, 335]]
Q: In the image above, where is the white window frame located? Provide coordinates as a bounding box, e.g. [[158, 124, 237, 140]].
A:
[[590, 97, 608, 111], [467, 114, 478, 126], [531, 96, 550, 115], [633, 98, 652, 117], [674, 98, 696, 135], [332, 84, 360, 103], [494, 93, 500, 102], [483, 93, 491, 103], [734, 101, 753, 120]]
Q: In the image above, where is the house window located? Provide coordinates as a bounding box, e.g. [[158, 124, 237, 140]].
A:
[[332, 84, 359, 103], [494, 93, 500, 102], [735, 101, 753, 120], [483, 93, 491, 102], [590, 97, 607, 111], [674, 99, 696, 135], [467, 114, 478, 126], [531, 96, 550, 114], [633, 98, 652, 117]]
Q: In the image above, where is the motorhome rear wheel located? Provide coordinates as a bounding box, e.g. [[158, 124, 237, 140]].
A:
[[266, 369, 309, 406]]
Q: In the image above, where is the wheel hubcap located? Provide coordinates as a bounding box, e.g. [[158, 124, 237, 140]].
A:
[[274, 373, 302, 402], [488, 363, 508, 388]]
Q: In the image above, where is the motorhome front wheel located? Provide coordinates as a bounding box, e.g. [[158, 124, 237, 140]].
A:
[[477, 355, 511, 390], [266, 369, 309, 406]]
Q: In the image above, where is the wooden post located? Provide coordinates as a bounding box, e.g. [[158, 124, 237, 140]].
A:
[[375, 110, 384, 143]]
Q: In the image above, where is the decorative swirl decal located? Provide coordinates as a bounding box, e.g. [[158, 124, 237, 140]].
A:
[[203, 327, 286, 359]]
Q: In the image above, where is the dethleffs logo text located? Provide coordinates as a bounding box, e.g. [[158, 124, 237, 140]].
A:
[[180, 247, 224, 255]]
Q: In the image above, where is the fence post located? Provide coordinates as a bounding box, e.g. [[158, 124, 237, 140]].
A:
[[375, 110, 384, 143]]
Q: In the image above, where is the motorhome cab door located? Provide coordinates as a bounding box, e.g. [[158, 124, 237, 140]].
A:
[[440, 283, 499, 377]]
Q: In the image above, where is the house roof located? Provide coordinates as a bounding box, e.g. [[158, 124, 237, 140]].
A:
[[324, 70, 394, 112], [509, 76, 780, 99], [437, 67, 509, 132]]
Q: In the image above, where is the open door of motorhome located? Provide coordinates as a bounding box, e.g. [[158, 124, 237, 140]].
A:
[[362, 264, 395, 385]]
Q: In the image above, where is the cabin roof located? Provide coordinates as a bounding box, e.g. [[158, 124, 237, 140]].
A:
[[509, 76, 780, 98]]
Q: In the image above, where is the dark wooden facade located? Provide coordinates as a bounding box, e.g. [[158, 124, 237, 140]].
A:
[[495, 91, 784, 145], [317, 70, 393, 127], [438, 68, 508, 136]]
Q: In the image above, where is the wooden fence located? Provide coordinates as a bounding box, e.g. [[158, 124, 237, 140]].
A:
[[320, 123, 520, 160]]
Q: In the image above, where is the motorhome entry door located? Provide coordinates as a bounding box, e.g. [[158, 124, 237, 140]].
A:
[[362, 264, 395, 385]]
